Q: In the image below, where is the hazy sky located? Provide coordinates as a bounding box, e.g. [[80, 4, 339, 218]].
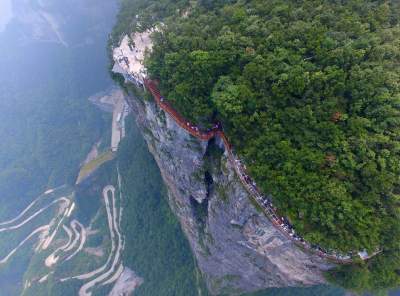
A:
[[0, 0, 13, 32]]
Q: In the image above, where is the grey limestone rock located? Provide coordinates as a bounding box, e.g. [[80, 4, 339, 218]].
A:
[[126, 93, 334, 295]]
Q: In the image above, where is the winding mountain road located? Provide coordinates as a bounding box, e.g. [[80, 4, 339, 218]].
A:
[[0, 188, 57, 227], [0, 225, 50, 264], [65, 220, 86, 261], [41, 201, 72, 250], [61, 185, 124, 295], [0, 197, 70, 233], [78, 185, 124, 296], [45, 225, 74, 267]]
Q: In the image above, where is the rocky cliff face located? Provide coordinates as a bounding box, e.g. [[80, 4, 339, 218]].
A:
[[126, 93, 334, 295]]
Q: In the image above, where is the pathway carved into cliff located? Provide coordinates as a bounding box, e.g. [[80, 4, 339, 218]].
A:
[[112, 30, 378, 264], [143, 78, 379, 264]]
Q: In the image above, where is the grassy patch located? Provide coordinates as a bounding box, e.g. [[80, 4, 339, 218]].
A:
[[76, 150, 115, 184], [216, 184, 229, 202]]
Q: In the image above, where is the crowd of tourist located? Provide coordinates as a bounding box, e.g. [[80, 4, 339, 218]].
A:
[[143, 77, 364, 263]]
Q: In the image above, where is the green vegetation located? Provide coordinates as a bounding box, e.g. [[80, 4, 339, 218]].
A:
[[76, 150, 115, 184], [0, 37, 111, 220], [148, 0, 400, 249], [113, 0, 400, 293], [110, 0, 189, 41], [21, 162, 117, 296], [245, 285, 344, 296], [326, 250, 400, 295], [0, 1, 116, 293], [117, 116, 209, 296]]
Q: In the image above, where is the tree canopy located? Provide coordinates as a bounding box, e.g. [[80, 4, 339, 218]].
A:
[[148, 0, 400, 252], [113, 0, 400, 293]]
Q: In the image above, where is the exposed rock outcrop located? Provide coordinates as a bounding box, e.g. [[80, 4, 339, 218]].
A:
[[126, 93, 334, 295]]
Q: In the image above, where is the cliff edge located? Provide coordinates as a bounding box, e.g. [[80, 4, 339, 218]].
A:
[[125, 92, 334, 295]]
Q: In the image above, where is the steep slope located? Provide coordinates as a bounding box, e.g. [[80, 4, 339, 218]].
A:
[[125, 91, 334, 295]]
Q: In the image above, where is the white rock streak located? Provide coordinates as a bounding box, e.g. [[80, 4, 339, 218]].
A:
[[108, 267, 144, 296], [113, 30, 155, 82]]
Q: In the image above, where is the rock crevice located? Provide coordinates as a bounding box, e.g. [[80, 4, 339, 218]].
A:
[[126, 93, 334, 295]]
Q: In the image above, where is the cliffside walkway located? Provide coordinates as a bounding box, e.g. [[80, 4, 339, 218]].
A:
[[143, 78, 377, 264]]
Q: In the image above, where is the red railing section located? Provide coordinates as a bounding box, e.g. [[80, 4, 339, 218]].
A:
[[142, 78, 378, 264]]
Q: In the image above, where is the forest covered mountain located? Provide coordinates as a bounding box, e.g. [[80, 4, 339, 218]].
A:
[[0, 0, 206, 295], [111, 0, 400, 294]]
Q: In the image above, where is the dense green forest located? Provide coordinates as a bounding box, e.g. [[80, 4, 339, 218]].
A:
[[117, 116, 209, 296], [112, 0, 400, 294], [147, 0, 400, 252]]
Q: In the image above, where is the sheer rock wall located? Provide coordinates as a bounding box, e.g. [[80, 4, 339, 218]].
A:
[[126, 93, 334, 295]]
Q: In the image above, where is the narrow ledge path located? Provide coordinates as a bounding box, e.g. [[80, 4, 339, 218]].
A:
[[141, 78, 379, 264]]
